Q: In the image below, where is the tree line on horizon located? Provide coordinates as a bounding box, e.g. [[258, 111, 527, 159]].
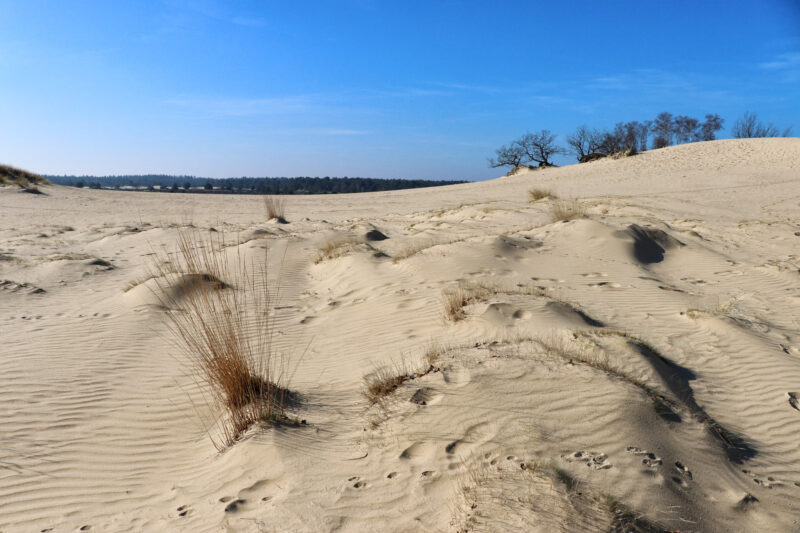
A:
[[47, 175, 467, 194], [489, 111, 794, 169]]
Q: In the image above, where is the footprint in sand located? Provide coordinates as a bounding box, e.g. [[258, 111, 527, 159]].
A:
[[626, 447, 662, 468], [442, 366, 470, 387], [588, 281, 622, 289], [409, 387, 443, 406], [445, 422, 496, 456], [400, 441, 437, 461], [674, 461, 693, 481], [561, 450, 612, 470], [788, 392, 799, 411], [176, 504, 192, 517], [581, 272, 608, 278], [224, 499, 247, 513]]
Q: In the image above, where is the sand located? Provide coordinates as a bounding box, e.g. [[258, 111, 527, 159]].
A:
[[1, 138, 799, 532]]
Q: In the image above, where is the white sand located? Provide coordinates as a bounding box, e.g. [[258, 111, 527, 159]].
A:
[[1, 138, 799, 532]]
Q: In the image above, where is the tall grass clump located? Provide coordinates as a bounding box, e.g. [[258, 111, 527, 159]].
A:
[[150, 229, 289, 449], [264, 195, 288, 223]]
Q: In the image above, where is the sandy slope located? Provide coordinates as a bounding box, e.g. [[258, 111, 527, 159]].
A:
[[1, 138, 799, 532]]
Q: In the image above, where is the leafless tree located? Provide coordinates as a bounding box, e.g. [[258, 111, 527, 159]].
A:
[[488, 141, 526, 169], [732, 111, 792, 138], [566, 125, 602, 160], [673, 115, 700, 144], [637, 121, 652, 152], [652, 112, 674, 148], [518, 130, 567, 166], [697, 114, 724, 141]]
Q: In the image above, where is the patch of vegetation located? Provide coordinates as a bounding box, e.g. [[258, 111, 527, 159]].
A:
[[149, 229, 294, 450], [0, 164, 49, 189], [550, 199, 586, 222], [528, 188, 555, 202]]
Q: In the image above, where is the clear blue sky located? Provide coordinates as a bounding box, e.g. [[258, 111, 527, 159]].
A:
[[1, 0, 798, 180]]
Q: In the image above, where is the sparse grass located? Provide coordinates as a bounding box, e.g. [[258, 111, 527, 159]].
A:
[[550, 199, 586, 222], [362, 343, 445, 410], [391, 238, 437, 262], [601, 494, 668, 533], [314, 236, 361, 264], [362, 361, 411, 406], [149, 229, 291, 450], [263, 195, 287, 223], [528, 188, 555, 202], [442, 281, 545, 321]]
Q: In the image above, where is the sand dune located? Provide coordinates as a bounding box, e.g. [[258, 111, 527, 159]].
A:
[[2, 138, 800, 532]]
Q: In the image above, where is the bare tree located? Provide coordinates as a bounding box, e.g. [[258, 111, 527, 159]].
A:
[[518, 130, 567, 167], [732, 111, 792, 138], [651, 112, 674, 148], [566, 125, 601, 161], [637, 121, 652, 152], [697, 114, 724, 141], [488, 141, 526, 169], [673, 115, 700, 144]]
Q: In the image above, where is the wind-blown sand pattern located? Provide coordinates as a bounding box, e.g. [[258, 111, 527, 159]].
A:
[[2, 138, 800, 532]]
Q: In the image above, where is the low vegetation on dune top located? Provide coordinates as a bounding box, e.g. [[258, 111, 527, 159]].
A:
[[0, 164, 49, 189]]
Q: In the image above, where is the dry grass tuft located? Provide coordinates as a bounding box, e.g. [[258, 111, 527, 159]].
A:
[[149, 229, 290, 450], [264, 195, 288, 223], [362, 361, 411, 406], [549, 199, 586, 222], [528, 188, 555, 202]]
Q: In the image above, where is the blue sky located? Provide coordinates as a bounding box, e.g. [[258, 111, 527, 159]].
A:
[[1, 0, 798, 180]]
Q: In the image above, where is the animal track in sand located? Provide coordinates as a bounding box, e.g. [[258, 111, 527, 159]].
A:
[[741, 469, 788, 489], [176, 504, 192, 517], [626, 447, 662, 468], [348, 476, 367, 488], [561, 450, 612, 470]]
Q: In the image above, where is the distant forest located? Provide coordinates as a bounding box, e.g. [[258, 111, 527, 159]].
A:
[[45, 175, 467, 194]]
